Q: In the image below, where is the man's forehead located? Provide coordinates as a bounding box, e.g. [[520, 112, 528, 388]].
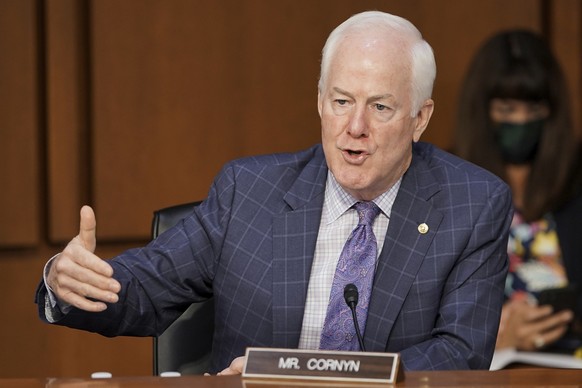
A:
[[331, 35, 411, 70], [325, 50, 412, 92], [338, 28, 413, 51]]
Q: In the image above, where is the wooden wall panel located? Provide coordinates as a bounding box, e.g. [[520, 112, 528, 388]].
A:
[[549, 0, 582, 137], [91, 0, 247, 240], [0, 252, 51, 379], [0, 0, 40, 247], [46, 0, 91, 242]]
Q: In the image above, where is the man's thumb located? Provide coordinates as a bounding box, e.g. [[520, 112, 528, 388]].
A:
[[79, 205, 97, 252]]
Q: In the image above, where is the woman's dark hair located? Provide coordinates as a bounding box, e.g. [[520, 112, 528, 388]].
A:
[[454, 29, 580, 221]]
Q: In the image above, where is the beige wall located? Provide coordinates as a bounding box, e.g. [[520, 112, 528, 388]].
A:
[[1, 0, 580, 378]]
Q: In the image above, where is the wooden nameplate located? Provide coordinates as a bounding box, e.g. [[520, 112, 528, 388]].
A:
[[242, 347, 404, 384]]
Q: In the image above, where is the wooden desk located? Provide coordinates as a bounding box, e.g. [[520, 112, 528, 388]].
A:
[[4, 369, 582, 387]]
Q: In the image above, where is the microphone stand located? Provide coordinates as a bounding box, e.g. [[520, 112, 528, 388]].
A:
[[344, 283, 366, 351]]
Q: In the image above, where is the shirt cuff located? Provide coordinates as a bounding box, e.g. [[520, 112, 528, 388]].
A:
[[43, 253, 72, 322]]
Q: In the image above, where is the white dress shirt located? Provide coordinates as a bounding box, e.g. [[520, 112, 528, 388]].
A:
[[298, 173, 400, 349]]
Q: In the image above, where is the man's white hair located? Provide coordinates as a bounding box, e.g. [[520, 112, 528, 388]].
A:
[[318, 11, 436, 116]]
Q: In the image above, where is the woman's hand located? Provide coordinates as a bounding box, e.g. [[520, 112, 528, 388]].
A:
[[496, 299, 574, 351]]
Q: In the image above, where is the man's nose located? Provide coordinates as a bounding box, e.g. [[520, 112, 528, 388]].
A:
[[347, 106, 369, 137]]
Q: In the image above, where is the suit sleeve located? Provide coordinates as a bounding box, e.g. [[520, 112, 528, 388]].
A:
[[33, 163, 237, 337]]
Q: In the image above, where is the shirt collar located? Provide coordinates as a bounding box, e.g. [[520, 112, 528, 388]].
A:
[[324, 172, 402, 224]]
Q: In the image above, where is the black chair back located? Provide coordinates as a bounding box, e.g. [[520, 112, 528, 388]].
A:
[[151, 201, 214, 375]]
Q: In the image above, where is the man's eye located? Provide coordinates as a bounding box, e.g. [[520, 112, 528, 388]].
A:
[[374, 103, 388, 111], [335, 99, 348, 106]]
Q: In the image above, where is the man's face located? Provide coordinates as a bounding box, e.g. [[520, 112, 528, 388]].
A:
[[318, 35, 433, 201]]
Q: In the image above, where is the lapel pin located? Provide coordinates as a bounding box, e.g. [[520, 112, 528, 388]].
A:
[[418, 223, 429, 234]]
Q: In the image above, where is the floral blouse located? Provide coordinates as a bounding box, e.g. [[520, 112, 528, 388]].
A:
[[505, 210, 568, 303]]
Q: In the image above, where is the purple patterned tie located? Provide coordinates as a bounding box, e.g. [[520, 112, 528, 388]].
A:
[[319, 201, 381, 351]]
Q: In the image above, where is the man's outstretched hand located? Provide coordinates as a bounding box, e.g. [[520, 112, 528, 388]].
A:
[[46, 206, 120, 312]]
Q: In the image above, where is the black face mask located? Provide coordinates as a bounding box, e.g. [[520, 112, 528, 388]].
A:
[[494, 119, 545, 164]]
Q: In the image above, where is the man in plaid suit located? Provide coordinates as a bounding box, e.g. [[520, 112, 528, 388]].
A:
[[37, 11, 512, 373]]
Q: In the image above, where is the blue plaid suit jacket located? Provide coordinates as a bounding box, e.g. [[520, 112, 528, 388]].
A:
[[37, 142, 512, 372]]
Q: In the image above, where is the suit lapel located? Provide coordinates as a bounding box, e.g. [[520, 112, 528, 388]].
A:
[[271, 150, 327, 348], [364, 153, 443, 352]]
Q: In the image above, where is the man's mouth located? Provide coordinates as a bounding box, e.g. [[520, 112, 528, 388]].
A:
[[341, 148, 368, 164]]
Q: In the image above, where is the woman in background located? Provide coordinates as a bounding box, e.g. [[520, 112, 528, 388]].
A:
[[454, 29, 582, 352]]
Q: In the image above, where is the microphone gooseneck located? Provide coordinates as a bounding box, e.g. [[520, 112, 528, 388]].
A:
[[343, 283, 366, 351]]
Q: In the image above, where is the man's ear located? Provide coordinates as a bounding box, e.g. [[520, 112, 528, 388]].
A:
[[412, 99, 434, 142], [317, 90, 323, 118]]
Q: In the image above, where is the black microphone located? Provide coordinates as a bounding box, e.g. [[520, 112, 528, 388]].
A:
[[344, 283, 366, 351]]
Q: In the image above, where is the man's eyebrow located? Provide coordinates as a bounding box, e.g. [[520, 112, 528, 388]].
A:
[[332, 87, 353, 98], [331, 87, 394, 102], [368, 93, 394, 102]]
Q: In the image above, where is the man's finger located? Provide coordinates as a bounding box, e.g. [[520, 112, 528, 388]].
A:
[[54, 255, 120, 295], [57, 272, 120, 304], [48, 247, 121, 309], [79, 205, 97, 252], [217, 356, 245, 376], [59, 287, 110, 312], [61, 240, 115, 280]]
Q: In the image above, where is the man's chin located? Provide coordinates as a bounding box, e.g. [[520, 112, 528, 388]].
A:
[[334, 176, 374, 200]]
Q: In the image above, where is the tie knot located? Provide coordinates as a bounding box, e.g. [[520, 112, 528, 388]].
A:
[[354, 202, 381, 226]]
